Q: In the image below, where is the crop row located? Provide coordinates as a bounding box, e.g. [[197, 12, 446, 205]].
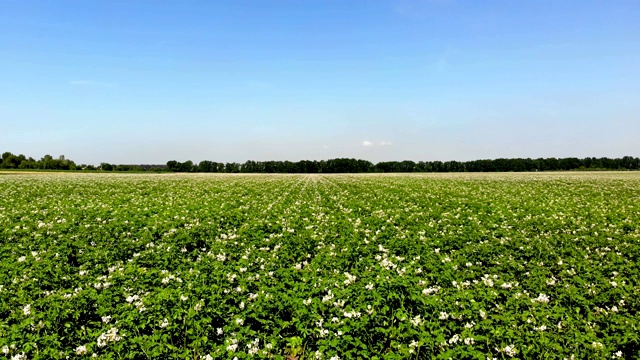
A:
[[1, 173, 639, 359]]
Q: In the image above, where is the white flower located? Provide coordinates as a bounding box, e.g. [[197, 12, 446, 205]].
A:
[[365, 283, 374, 291], [422, 286, 439, 296], [180, 295, 188, 301], [200, 355, 213, 360], [75, 345, 87, 355], [410, 315, 423, 326], [160, 318, 169, 328], [480, 309, 487, 319], [344, 272, 357, 285], [322, 291, 334, 302], [439, 312, 449, 320], [532, 293, 550, 304], [17, 256, 26, 262], [102, 315, 111, 324], [482, 274, 494, 287], [613, 350, 623, 357], [97, 327, 122, 348], [235, 318, 244, 325], [464, 337, 475, 345], [592, 342, 604, 350], [329, 356, 340, 360], [533, 325, 547, 331], [194, 300, 204, 312], [23, 304, 31, 316], [217, 327, 223, 335], [303, 298, 312, 306], [11, 353, 27, 360], [2, 346, 9, 355], [226, 343, 238, 352], [134, 300, 146, 312], [343, 310, 361, 318], [499, 345, 517, 357]]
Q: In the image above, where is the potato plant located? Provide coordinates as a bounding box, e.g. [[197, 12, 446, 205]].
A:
[[1, 172, 639, 359]]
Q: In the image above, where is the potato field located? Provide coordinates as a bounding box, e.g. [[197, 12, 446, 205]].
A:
[[1, 172, 639, 359]]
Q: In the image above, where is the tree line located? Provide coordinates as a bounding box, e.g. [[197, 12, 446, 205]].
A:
[[0, 153, 78, 170], [2, 151, 639, 173], [166, 157, 640, 173], [0, 152, 164, 171]]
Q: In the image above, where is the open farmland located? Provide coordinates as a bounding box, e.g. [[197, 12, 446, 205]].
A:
[[1, 172, 639, 359]]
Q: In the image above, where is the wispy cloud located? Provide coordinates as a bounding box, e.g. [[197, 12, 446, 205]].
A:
[[362, 140, 392, 147], [69, 80, 116, 87]]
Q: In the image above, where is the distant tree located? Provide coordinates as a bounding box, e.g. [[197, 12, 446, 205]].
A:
[[100, 163, 113, 171], [0, 152, 26, 169], [199, 160, 215, 172], [180, 160, 195, 172], [166, 160, 178, 172], [2, 151, 639, 173], [225, 162, 241, 173]]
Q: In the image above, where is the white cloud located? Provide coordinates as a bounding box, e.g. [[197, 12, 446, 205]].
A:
[[380, 141, 393, 146], [322, 145, 329, 149], [362, 140, 374, 147]]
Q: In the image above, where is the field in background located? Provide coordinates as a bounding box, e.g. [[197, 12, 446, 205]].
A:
[[1, 173, 639, 359]]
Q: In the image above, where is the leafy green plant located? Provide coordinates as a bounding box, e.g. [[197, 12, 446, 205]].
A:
[[0, 172, 638, 359]]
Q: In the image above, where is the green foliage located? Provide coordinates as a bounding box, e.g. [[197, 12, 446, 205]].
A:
[[0, 172, 639, 359], [4, 150, 640, 173]]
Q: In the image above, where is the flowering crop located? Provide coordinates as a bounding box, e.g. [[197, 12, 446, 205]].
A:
[[1, 172, 639, 359]]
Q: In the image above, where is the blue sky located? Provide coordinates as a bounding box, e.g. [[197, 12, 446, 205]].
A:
[[1, 0, 639, 164]]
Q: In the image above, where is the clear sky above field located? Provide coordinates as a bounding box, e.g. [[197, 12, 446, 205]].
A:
[[1, 0, 639, 165]]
